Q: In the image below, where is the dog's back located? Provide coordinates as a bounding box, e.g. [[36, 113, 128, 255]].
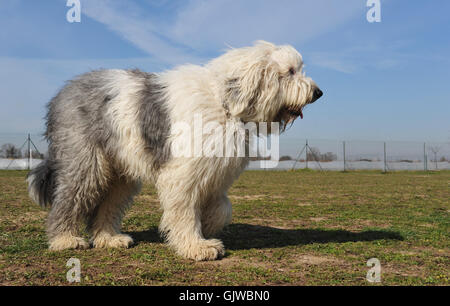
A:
[[27, 69, 172, 208]]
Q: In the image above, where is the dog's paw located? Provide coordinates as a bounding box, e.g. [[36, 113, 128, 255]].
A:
[[49, 234, 89, 251], [92, 233, 134, 249], [180, 239, 225, 261]]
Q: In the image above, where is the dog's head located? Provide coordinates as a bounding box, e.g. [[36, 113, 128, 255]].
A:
[[209, 41, 322, 131]]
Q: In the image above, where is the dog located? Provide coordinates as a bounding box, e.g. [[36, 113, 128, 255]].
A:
[[27, 41, 322, 261]]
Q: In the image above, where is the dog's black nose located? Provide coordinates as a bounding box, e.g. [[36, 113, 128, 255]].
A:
[[312, 87, 323, 102]]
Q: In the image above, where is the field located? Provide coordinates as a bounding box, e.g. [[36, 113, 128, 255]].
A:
[[0, 169, 449, 286]]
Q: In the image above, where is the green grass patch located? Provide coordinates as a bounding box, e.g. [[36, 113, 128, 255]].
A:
[[0, 170, 448, 285]]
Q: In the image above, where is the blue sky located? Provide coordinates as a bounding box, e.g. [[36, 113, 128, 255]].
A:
[[0, 0, 449, 145]]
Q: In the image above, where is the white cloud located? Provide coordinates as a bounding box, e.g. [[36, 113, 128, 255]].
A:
[[308, 53, 358, 74], [81, 0, 364, 67], [81, 0, 205, 66], [170, 0, 364, 51]]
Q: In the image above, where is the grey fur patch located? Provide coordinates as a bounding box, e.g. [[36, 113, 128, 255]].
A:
[[45, 69, 171, 171], [29, 69, 172, 240], [27, 159, 56, 208], [45, 70, 116, 149], [224, 77, 259, 121], [130, 69, 171, 170]]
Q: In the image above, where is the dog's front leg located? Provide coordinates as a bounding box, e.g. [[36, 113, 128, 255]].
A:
[[156, 167, 225, 261], [159, 206, 225, 261], [201, 193, 232, 238]]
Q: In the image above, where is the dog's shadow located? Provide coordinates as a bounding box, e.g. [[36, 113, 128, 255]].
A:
[[128, 223, 403, 250], [221, 223, 403, 250]]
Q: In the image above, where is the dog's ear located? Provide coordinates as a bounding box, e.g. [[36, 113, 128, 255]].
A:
[[224, 45, 280, 121], [224, 66, 263, 120]]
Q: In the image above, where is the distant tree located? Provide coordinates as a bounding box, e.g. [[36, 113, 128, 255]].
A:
[[1, 143, 22, 158], [249, 156, 271, 161], [321, 152, 337, 162], [306, 147, 321, 161], [23, 150, 44, 159], [279, 155, 292, 161], [306, 147, 337, 162], [31, 150, 44, 159]]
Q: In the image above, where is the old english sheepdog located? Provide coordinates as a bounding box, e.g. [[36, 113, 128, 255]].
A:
[[27, 41, 323, 260]]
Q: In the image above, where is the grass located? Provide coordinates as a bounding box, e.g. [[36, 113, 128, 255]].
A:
[[0, 169, 448, 285]]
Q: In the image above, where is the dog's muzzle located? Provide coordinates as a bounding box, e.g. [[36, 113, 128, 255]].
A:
[[312, 87, 323, 103]]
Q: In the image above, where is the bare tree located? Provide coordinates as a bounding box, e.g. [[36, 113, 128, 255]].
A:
[[1, 143, 22, 158], [322, 152, 337, 162], [306, 147, 337, 162], [307, 147, 321, 161], [31, 150, 44, 159], [22, 149, 44, 159]]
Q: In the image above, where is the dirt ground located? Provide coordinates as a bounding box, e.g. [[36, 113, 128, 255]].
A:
[[0, 170, 448, 285]]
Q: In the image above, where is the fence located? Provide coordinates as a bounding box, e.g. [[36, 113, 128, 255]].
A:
[[249, 138, 450, 171], [0, 133, 47, 170], [1, 134, 449, 171]]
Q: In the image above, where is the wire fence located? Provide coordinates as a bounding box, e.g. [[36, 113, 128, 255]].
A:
[[1, 133, 449, 171], [248, 138, 450, 171], [0, 133, 47, 170]]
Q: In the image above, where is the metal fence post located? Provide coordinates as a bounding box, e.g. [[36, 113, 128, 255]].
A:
[[343, 141, 346, 171], [423, 142, 427, 171], [383, 142, 387, 172], [27, 133, 31, 170], [305, 139, 308, 169]]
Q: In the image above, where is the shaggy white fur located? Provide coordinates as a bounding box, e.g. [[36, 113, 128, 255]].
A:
[[153, 41, 321, 260]]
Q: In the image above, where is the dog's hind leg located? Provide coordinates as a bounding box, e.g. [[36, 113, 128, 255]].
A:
[[47, 147, 112, 251], [201, 193, 232, 238], [157, 167, 225, 261], [88, 176, 141, 249]]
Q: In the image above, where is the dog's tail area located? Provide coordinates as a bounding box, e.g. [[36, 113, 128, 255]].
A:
[[27, 159, 55, 208]]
